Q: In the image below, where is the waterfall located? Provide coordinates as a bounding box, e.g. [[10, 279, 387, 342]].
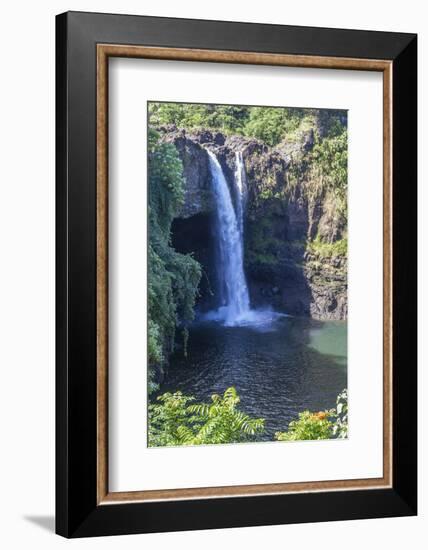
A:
[[206, 150, 250, 326], [234, 151, 247, 239]]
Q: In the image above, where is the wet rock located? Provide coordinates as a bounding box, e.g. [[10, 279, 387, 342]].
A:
[[162, 133, 215, 219], [158, 126, 348, 320]]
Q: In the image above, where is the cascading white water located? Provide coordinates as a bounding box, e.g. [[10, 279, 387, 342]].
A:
[[234, 151, 247, 239], [207, 149, 250, 326]]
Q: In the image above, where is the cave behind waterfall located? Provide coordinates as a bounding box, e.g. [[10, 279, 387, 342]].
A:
[[171, 212, 219, 313]]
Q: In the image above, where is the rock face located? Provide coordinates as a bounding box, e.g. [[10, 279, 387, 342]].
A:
[[158, 126, 347, 321], [305, 256, 347, 320], [162, 128, 214, 218], [247, 249, 347, 320]]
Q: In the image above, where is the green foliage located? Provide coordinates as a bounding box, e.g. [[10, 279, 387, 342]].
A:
[[275, 410, 334, 441], [148, 319, 163, 364], [149, 103, 250, 135], [148, 129, 202, 384], [245, 216, 284, 269], [149, 387, 347, 446], [149, 103, 344, 147], [148, 392, 195, 447], [148, 128, 184, 230], [286, 128, 347, 224], [275, 388, 348, 441], [148, 387, 265, 447], [307, 236, 348, 258], [244, 107, 307, 146], [332, 389, 348, 439], [311, 128, 348, 212]]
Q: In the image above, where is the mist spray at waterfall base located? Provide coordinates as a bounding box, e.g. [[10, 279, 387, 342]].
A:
[[201, 306, 287, 330], [202, 149, 285, 329]]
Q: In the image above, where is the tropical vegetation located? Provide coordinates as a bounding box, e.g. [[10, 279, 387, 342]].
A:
[[148, 387, 265, 446], [148, 128, 202, 390], [149, 387, 348, 446], [147, 103, 348, 445]]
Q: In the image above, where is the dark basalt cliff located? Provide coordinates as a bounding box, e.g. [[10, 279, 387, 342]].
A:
[[159, 125, 347, 320]]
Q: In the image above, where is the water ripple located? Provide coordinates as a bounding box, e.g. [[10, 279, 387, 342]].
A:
[[157, 316, 347, 440]]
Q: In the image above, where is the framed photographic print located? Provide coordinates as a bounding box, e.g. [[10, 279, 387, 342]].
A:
[[56, 11, 417, 538]]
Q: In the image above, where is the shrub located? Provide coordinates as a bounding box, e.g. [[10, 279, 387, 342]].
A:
[[307, 236, 348, 258], [148, 387, 265, 447], [275, 410, 334, 441], [275, 389, 348, 441]]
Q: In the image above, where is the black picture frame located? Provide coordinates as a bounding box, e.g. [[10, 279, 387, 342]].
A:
[[56, 10, 417, 538]]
